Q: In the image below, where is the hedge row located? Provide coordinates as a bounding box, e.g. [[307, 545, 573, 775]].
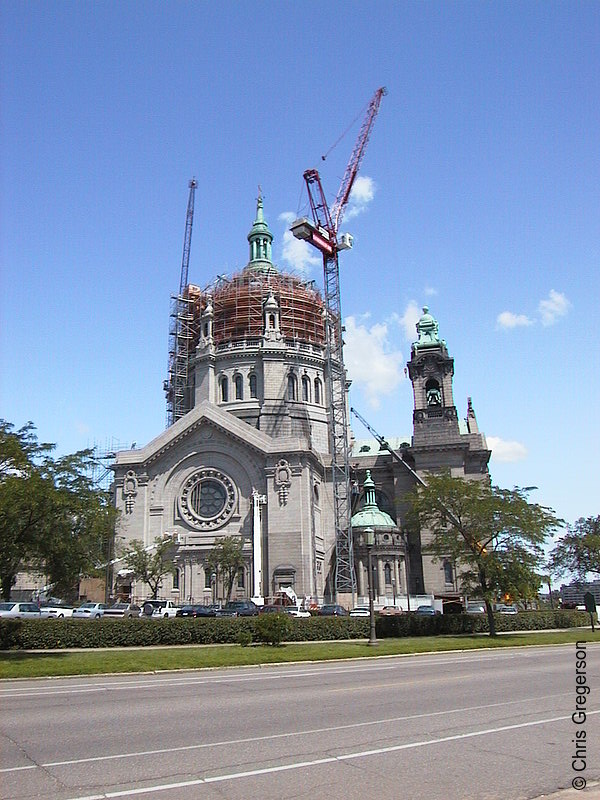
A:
[[0, 610, 590, 651]]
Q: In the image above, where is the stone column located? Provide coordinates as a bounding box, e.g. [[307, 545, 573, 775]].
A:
[[357, 557, 365, 598], [377, 558, 385, 602], [393, 558, 401, 592]]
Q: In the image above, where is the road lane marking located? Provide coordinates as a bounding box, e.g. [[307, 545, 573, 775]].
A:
[[0, 692, 571, 773], [57, 710, 600, 800]]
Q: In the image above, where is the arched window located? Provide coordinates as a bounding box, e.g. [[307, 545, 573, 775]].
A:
[[237, 569, 245, 589], [384, 563, 392, 585], [220, 376, 228, 403], [426, 378, 442, 407], [234, 374, 243, 400], [287, 373, 297, 401], [203, 322, 209, 337], [443, 560, 454, 584], [249, 374, 257, 399], [269, 313, 276, 329], [301, 375, 310, 402], [314, 378, 322, 405]]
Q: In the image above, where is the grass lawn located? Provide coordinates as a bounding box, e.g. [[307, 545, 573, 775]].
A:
[[1, 630, 597, 679]]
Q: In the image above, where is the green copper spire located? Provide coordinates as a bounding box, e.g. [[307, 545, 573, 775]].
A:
[[350, 470, 397, 530], [413, 306, 446, 351], [247, 190, 274, 270]]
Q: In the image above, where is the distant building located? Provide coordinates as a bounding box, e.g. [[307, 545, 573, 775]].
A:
[[111, 198, 490, 606], [560, 580, 600, 606]]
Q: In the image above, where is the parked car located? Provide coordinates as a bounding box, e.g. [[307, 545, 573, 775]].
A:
[[141, 599, 179, 619], [259, 605, 286, 614], [103, 602, 141, 618], [466, 602, 486, 614], [0, 602, 43, 619], [379, 606, 403, 616], [175, 604, 216, 618], [73, 602, 109, 619], [319, 604, 348, 616], [415, 605, 436, 615], [285, 607, 311, 618], [497, 605, 518, 615], [215, 600, 259, 617], [39, 601, 75, 618], [349, 606, 370, 617]]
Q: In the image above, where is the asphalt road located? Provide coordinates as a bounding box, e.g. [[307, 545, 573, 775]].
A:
[[1, 644, 599, 800]]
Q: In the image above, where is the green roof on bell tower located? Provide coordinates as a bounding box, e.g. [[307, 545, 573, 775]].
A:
[[246, 192, 275, 273]]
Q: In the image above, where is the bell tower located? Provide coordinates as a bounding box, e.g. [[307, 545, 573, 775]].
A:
[[407, 307, 460, 447]]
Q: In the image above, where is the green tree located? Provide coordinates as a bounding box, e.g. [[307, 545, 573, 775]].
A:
[[123, 536, 176, 599], [205, 537, 245, 601], [549, 516, 600, 583], [0, 420, 116, 600], [407, 474, 561, 636]]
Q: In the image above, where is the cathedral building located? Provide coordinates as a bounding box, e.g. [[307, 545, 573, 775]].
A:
[[112, 198, 490, 606]]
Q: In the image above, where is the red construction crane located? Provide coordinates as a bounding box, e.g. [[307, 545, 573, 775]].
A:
[[291, 87, 386, 601], [165, 178, 197, 427]]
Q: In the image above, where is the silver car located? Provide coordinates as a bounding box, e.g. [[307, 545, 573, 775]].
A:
[[72, 602, 109, 620], [0, 602, 43, 619]]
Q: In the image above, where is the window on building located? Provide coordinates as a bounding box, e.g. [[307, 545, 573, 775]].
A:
[[314, 378, 322, 405], [249, 374, 257, 398], [443, 560, 454, 584], [384, 563, 392, 585], [301, 375, 310, 402], [204, 568, 212, 589], [234, 374, 243, 400], [220, 376, 228, 402], [237, 570, 245, 589], [287, 373, 297, 401], [172, 568, 180, 590], [269, 313, 276, 329]]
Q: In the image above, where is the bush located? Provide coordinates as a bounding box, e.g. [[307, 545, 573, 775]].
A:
[[0, 610, 589, 651], [254, 612, 292, 646]]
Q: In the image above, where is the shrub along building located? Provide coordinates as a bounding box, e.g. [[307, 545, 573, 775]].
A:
[[112, 198, 490, 607]]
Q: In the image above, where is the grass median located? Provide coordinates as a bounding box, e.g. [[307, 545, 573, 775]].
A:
[[1, 629, 596, 679]]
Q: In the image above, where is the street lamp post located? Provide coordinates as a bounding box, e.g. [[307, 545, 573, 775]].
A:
[[392, 578, 396, 607], [211, 572, 217, 605], [364, 528, 377, 646], [402, 530, 411, 612]]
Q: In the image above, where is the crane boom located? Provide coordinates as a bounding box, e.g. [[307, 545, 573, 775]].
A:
[[331, 87, 387, 233], [165, 178, 197, 427]]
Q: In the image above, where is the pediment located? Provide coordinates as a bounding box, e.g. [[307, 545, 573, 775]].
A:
[[113, 402, 307, 469]]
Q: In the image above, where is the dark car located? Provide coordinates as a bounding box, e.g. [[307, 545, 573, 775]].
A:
[[415, 605, 436, 615], [259, 605, 287, 614], [176, 604, 216, 618], [216, 600, 259, 617], [319, 604, 348, 616]]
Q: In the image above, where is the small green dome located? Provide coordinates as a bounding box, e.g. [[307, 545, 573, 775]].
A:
[[351, 470, 398, 530]]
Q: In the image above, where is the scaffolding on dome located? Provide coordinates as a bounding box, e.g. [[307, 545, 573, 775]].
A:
[[186, 268, 327, 350]]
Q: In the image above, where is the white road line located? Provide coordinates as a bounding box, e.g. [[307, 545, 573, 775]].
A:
[[0, 692, 570, 773], [60, 711, 600, 800]]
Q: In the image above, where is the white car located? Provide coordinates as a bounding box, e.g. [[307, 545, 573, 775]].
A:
[[285, 607, 311, 618], [141, 599, 179, 618], [349, 606, 371, 617], [39, 602, 74, 618], [0, 602, 43, 619], [73, 602, 109, 619]]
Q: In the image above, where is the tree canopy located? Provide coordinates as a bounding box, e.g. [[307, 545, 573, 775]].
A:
[[0, 420, 117, 600], [123, 536, 176, 599], [205, 537, 245, 601], [549, 515, 600, 583], [407, 473, 561, 635]]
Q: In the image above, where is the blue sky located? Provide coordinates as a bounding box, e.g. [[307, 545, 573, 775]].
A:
[[1, 1, 598, 531]]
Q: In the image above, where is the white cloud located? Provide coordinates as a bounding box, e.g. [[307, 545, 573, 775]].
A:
[[278, 212, 320, 275], [538, 290, 571, 327], [496, 311, 534, 329], [487, 436, 528, 463], [344, 175, 376, 221], [424, 286, 438, 297], [344, 315, 405, 409], [392, 300, 422, 342]]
